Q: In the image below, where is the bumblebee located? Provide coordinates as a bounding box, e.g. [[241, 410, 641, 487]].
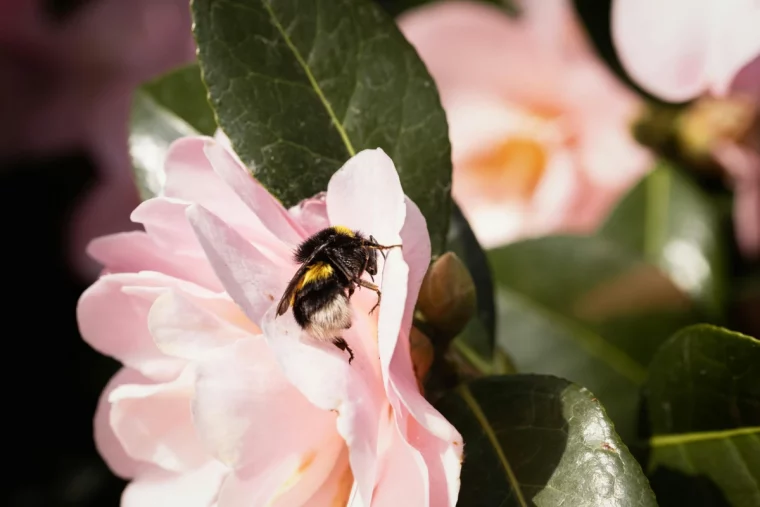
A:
[[276, 225, 402, 363]]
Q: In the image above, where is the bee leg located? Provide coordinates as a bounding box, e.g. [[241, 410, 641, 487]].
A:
[[367, 235, 403, 260], [332, 337, 354, 364], [357, 279, 382, 315]]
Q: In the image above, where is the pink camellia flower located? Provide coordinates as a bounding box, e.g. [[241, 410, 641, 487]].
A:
[[611, 0, 760, 102], [398, 0, 651, 248], [613, 0, 760, 258], [78, 136, 463, 506], [0, 0, 196, 280]]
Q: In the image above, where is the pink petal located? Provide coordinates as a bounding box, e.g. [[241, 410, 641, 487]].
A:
[[380, 201, 463, 505], [192, 336, 337, 469], [218, 435, 347, 507], [612, 0, 712, 102], [78, 273, 185, 379], [397, 1, 572, 106], [164, 137, 257, 226], [294, 447, 353, 507], [87, 232, 223, 292], [217, 462, 297, 507], [372, 418, 427, 506], [705, 0, 760, 96], [149, 288, 258, 361], [109, 366, 207, 472], [289, 192, 330, 236], [202, 139, 306, 245], [326, 148, 406, 247], [165, 137, 291, 262], [261, 306, 385, 505], [94, 367, 150, 479], [121, 461, 227, 507], [714, 142, 760, 258], [186, 204, 288, 326], [130, 197, 205, 257]]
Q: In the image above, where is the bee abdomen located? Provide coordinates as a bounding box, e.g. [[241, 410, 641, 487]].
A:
[[300, 293, 352, 341]]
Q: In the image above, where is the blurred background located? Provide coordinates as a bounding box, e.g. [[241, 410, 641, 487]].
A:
[[1, 0, 757, 505]]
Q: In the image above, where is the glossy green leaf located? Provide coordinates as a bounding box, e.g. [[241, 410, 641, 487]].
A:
[[436, 375, 656, 506], [490, 235, 701, 442], [142, 63, 218, 136], [447, 202, 497, 369], [129, 90, 199, 200], [191, 0, 452, 254], [598, 161, 727, 320], [645, 325, 760, 507]]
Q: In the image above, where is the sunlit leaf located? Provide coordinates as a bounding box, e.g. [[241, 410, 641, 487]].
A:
[[436, 375, 656, 506], [129, 91, 198, 200]]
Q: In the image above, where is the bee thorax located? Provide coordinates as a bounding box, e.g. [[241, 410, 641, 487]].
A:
[[305, 294, 352, 341]]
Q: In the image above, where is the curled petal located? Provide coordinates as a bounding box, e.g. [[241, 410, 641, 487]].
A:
[[109, 366, 207, 472], [186, 204, 288, 327], [121, 461, 227, 507], [94, 367, 150, 479]]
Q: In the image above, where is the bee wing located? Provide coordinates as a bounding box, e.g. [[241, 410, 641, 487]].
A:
[[277, 238, 335, 316], [276, 262, 312, 316]]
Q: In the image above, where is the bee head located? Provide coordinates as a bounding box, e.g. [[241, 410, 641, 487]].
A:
[[365, 247, 379, 276]]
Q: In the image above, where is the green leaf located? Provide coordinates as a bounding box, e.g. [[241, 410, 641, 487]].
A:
[[191, 0, 453, 254], [490, 235, 701, 442], [598, 161, 727, 320], [129, 90, 199, 200], [447, 202, 497, 368], [645, 324, 760, 507], [436, 375, 657, 506], [142, 63, 218, 136]]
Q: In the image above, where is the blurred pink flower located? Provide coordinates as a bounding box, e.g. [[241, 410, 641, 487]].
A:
[[0, 0, 196, 279], [612, 0, 760, 103], [398, 0, 651, 248], [78, 136, 463, 506], [613, 0, 760, 258]]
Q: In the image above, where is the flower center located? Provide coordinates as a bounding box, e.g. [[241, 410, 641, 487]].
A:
[[464, 137, 548, 201]]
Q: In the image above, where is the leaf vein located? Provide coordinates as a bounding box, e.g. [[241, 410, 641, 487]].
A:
[[262, 0, 356, 156], [456, 384, 529, 507]]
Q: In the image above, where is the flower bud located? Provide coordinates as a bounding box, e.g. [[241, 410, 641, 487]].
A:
[[416, 252, 477, 340]]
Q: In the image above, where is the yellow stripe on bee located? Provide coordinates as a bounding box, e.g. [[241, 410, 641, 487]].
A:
[[290, 262, 334, 305], [332, 225, 354, 237]]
